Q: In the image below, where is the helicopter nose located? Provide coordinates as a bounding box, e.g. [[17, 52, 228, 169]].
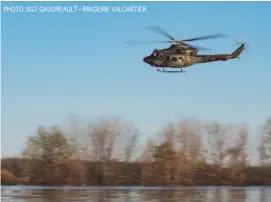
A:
[[143, 56, 154, 66], [143, 57, 148, 63], [143, 56, 151, 64]]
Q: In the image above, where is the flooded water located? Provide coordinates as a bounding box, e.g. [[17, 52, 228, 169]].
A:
[[1, 186, 271, 202]]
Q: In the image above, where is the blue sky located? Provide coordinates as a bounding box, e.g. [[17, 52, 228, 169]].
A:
[[1, 1, 271, 158]]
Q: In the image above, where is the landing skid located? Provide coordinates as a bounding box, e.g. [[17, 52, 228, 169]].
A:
[[157, 68, 186, 73]]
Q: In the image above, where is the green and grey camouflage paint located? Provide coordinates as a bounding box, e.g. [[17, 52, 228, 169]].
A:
[[143, 44, 245, 69]]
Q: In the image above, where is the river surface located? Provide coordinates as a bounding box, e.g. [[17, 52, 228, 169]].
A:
[[1, 186, 271, 202]]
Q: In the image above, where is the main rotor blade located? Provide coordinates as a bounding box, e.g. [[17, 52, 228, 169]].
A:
[[124, 40, 171, 45], [146, 26, 175, 41], [125, 40, 210, 50], [182, 33, 227, 42], [188, 44, 211, 51]]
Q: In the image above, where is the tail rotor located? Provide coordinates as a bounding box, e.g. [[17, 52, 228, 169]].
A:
[[233, 36, 248, 57], [233, 35, 248, 50]]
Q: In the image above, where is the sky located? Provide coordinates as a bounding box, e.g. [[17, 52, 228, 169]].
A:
[[1, 1, 271, 158]]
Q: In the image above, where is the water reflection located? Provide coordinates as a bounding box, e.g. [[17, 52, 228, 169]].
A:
[[1, 187, 271, 202]]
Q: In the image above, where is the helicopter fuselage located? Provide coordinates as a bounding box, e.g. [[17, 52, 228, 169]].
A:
[[143, 43, 245, 69]]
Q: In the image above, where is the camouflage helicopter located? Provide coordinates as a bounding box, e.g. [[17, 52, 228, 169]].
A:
[[126, 26, 245, 73]]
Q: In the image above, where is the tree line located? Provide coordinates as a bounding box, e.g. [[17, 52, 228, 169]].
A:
[[1, 117, 271, 186]]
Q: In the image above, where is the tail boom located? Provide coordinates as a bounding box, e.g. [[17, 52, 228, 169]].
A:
[[196, 43, 245, 64]]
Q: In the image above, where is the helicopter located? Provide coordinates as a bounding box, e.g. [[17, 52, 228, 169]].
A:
[[143, 43, 244, 73], [126, 26, 245, 73]]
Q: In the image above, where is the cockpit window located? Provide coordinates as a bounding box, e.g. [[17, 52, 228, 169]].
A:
[[151, 51, 157, 57], [172, 57, 177, 62]]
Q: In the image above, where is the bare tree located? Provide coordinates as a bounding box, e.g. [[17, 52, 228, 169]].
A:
[[176, 119, 203, 163], [122, 123, 141, 162], [259, 118, 271, 166], [205, 121, 230, 166], [225, 123, 249, 167]]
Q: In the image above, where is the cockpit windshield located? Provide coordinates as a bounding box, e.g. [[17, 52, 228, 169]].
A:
[[151, 50, 157, 57]]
